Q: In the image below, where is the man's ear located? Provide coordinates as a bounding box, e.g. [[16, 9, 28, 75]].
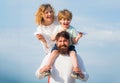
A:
[[55, 41, 57, 44], [68, 40, 70, 45]]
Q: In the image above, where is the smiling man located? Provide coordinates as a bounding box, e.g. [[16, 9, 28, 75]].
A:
[[55, 31, 70, 55], [49, 31, 89, 83]]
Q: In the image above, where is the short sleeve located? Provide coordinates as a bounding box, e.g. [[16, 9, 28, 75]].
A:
[[34, 26, 42, 35], [72, 28, 77, 38], [52, 26, 59, 36], [69, 26, 77, 38]]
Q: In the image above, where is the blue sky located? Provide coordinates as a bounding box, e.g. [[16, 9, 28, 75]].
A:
[[0, 0, 120, 83]]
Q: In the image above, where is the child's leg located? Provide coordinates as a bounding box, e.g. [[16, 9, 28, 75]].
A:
[[46, 50, 59, 66], [69, 51, 84, 79], [68, 45, 79, 68], [40, 50, 59, 73], [69, 50, 79, 68], [69, 44, 84, 79]]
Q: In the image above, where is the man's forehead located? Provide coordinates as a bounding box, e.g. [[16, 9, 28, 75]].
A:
[[57, 37, 67, 40]]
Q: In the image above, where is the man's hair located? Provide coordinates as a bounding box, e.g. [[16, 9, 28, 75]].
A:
[[55, 31, 70, 41]]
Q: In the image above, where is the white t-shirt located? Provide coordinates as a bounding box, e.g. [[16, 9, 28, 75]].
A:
[[34, 20, 58, 54], [36, 53, 89, 82]]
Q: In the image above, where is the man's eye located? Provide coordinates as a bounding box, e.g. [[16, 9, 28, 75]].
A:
[[64, 40, 68, 42]]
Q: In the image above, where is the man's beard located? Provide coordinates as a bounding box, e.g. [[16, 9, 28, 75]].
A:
[[57, 44, 68, 55]]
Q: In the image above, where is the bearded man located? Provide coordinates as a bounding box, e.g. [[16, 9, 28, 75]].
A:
[[36, 31, 89, 83]]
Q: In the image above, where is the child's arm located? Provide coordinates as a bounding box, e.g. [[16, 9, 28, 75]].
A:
[[72, 32, 83, 44], [51, 26, 64, 41], [51, 29, 61, 41], [51, 34, 56, 41], [36, 34, 48, 48]]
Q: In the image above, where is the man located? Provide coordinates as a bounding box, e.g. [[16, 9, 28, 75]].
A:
[[36, 31, 89, 83], [49, 31, 89, 83]]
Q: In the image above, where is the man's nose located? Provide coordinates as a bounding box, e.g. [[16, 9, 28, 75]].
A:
[[61, 41, 65, 45]]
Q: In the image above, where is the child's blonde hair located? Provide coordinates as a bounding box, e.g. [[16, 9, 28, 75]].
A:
[[58, 9, 72, 22], [35, 4, 54, 25]]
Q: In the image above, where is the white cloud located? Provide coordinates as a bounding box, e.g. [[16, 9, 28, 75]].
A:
[[72, 16, 120, 47], [79, 0, 120, 9], [78, 29, 120, 48], [87, 29, 120, 42]]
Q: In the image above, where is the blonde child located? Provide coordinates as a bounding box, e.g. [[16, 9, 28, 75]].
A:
[[34, 4, 58, 78], [34, 4, 58, 54]]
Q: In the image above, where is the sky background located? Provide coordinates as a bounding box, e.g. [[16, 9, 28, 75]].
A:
[[0, 0, 120, 83]]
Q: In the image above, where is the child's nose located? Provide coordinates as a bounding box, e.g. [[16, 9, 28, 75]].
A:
[[48, 12, 52, 15]]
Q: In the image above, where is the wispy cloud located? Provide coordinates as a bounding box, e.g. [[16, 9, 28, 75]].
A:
[[72, 15, 120, 47], [86, 29, 120, 42]]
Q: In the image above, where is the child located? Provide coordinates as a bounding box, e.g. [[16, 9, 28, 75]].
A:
[[34, 4, 58, 54], [40, 9, 84, 79], [34, 4, 59, 78]]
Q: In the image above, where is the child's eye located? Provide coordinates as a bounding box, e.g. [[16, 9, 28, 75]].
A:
[[45, 12, 48, 14], [63, 19, 70, 21], [50, 11, 53, 13]]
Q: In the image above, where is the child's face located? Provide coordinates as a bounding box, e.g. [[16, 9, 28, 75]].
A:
[[59, 18, 71, 29], [43, 7, 54, 23]]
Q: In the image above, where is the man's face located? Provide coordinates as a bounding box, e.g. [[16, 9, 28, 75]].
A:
[[56, 36, 70, 54]]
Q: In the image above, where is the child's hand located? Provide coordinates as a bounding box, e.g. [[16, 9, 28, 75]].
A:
[[77, 32, 83, 38], [77, 31, 88, 38], [36, 34, 44, 40]]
